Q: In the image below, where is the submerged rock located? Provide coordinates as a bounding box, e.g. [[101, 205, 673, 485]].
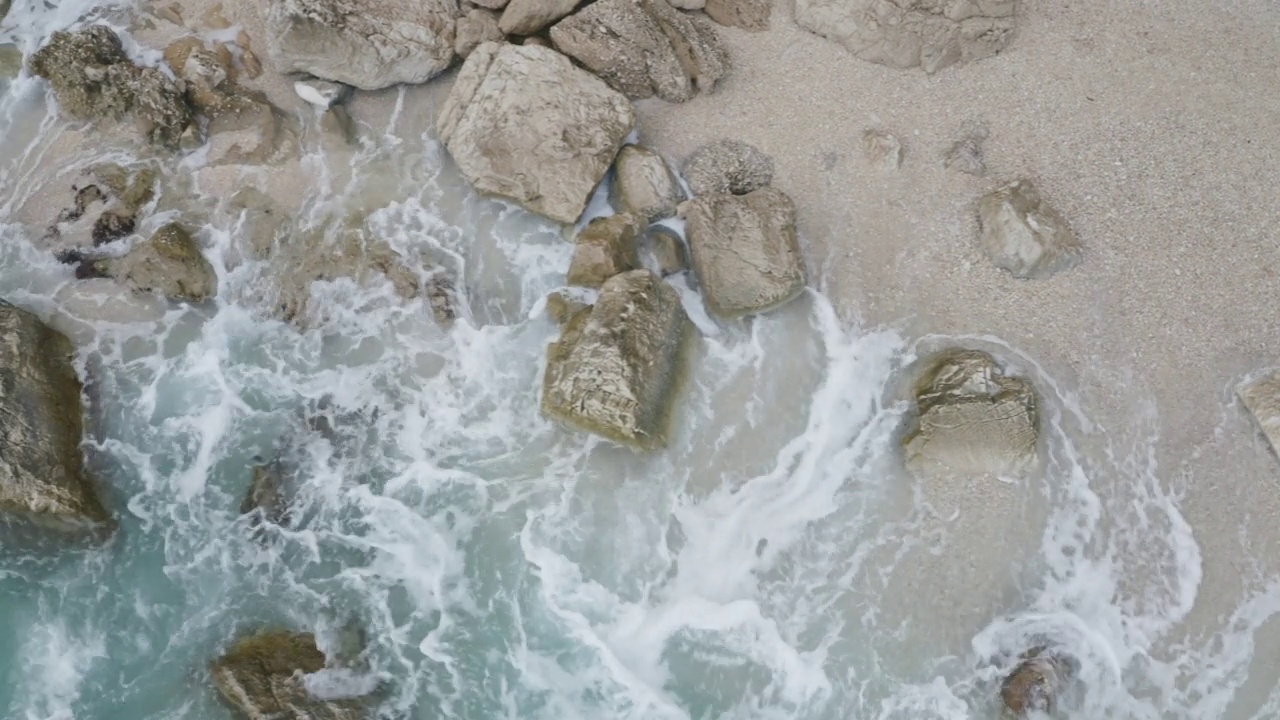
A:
[[544, 290, 590, 326], [679, 187, 807, 317], [240, 463, 291, 532], [643, 224, 688, 276], [682, 139, 774, 197], [92, 223, 218, 303], [262, 0, 458, 90], [542, 269, 690, 449], [0, 302, 111, 531], [550, 0, 729, 103], [794, 0, 1018, 74], [1001, 647, 1073, 717], [566, 213, 642, 288], [704, 0, 771, 32], [1238, 371, 1280, 459], [437, 43, 636, 225], [978, 179, 1082, 279], [609, 145, 686, 223], [211, 630, 367, 720], [902, 349, 1038, 478]]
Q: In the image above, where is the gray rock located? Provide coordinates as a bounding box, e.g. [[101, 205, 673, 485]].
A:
[[437, 43, 636, 225], [679, 187, 807, 317], [164, 38, 234, 114], [704, 0, 770, 31], [1, 43, 24, 81], [498, 0, 575, 36], [863, 129, 902, 170], [94, 223, 218, 303], [1238, 371, 1280, 458], [204, 90, 299, 166], [682, 139, 773, 196], [643, 224, 688, 276], [944, 121, 988, 176], [667, 0, 705, 8], [262, 0, 458, 90], [470, 0, 509, 10], [294, 77, 354, 108], [566, 213, 642, 287], [454, 8, 503, 59], [794, 0, 1018, 74], [211, 630, 367, 720], [902, 349, 1039, 478], [978, 179, 1082, 279], [609, 145, 685, 223], [0, 302, 111, 531], [550, 0, 729, 103], [542, 269, 690, 449]]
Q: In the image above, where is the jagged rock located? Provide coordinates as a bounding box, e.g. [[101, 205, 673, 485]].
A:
[[566, 213, 642, 287], [643, 224, 688, 276], [294, 78, 354, 108], [499, 0, 575, 36], [210, 630, 367, 720], [903, 349, 1038, 478], [240, 463, 291, 531], [544, 290, 589, 325], [91, 211, 136, 246], [704, 0, 770, 31], [978, 179, 1082, 279], [550, 0, 729, 103], [92, 223, 218, 303], [542, 269, 690, 449], [1238, 371, 1280, 458], [164, 37, 235, 113], [46, 164, 156, 257], [0, 302, 111, 531], [437, 43, 636, 225], [454, 8, 503, 59], [944, 121, 987, 176], [682, 139, 773, 196], [679, 187, 806, 317], [1001, 647, 1073, 717], [863, 129, 902, 170], [126, 65, 195, 147], [262, 0, 458, 90], [794, 0, 1018, 74], [609, 145, 685, 223]]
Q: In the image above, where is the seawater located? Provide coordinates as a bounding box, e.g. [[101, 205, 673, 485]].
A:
[[4, 4, 1280, 720]]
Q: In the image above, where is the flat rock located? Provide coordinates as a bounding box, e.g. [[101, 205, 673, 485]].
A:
[[542, 269, 690, 449], [211, 630, 366, 720], [682, 139, 773, 196], [679, 187, 807, 317], [902, 349, 1039, 478], [550, 0, 729, 103], [978, 179, 1082, 279], [704, 0, 770, 31], [437, 43, 636, 225], [262, 0, 458, 90], [609, 144, 685, 223], [0, 302, 111, 531], [92, 223, 218, 303], [794, 0, 1018, 73], [1238, 371, 1280, 458], [566, 213, 642, 287], [454, 8, 503, 59]]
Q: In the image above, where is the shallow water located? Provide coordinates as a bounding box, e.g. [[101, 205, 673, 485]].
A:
[[4, 5, 1280, 720]]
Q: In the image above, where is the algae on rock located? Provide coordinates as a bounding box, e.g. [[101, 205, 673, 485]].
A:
[[211, 630, 367, 720]]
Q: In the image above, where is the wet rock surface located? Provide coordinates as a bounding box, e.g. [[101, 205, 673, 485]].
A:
[[643, 224, 688, 276], [978, 179, 1082, 279], [1000, 647, 1074, 717], [902, 349, 1039, 478], [210, 630, 367, 720], [1238, 371, 1280, 460], [436, 42, 636, 225], [679, 187, 807, 317], [0, 302, 111, 531], [566, 213, 642, 287], [542, 269, 690, 449], [609, 144, 686, 223], [544, 290, 590, 326], [91, 223, 218, 303], [682, 139, 774, 197]]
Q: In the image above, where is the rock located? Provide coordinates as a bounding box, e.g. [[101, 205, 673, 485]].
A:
[[0, 0, 10, 21], [1, 43, 24, 80], [1001, 647, 1072, 717], [520, 35, 551, 48], [944, 121, 987, 176], [566, 213, 642, 287], [470, 0, 509, 10], [682, 139, 773, 197], [679, 187, 806, 317], [499, 0, 575, 36], [126, 65, 195, 148], [544, 290, 589, 325], [1238, 371, 1280, 458], [667, 0, 705, 8], [164, 37, 234, 112], [210, 630, 366, 720], [609, 145, 685, 223], [978, 179, 1082, 279], [294, 77, 354, 108], [704, 0, 770, 31], [0, 302, 111, 531], [541, 269, 690, 449], [437, 43, 636, 225], [454, 9, 503, 59], [550, 0, 729, 103], [862, 129, 902, 170], [425, 273, 461, 324], [91, 210, 136, 246], [240, 463, 291, 530], [93, 223, 218, 303], [262, 0, 458, 90], [902, 349, 1038, 478], [46, 164, 156, 257], [204, 91, 298, 166], [321, 105, 360, 146], [643, 224, 688, 276], [793, 0, 1018, 74]]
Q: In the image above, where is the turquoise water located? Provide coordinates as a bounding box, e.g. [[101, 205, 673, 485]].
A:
[[5, 3, 1280, 720]]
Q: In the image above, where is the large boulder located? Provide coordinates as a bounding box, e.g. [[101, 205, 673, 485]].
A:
[[1238, 371, 1280, 458], [437, 43, 636, 225], [261, 0, 458, 90], [794, 0, 1018, 74], [542, 269, 690, 449], [681, 139, 774, 197], [678, 187, 807, 317], [978, 179, 1082, 279], [211, 630, 366, 720], [902, 349, 1038, 478], [609, 145, 685, 223], [549, 0, 729, 103], [0, 302, 111, 531], [89, 223, 218, 303], [566, 213, 642, 287]]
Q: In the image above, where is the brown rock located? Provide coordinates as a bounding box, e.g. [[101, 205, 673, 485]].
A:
[[566, 213, 642, 287], [94, 223, 218, 303], [643, 224, 687, 276], [609, 144, 685, 223], [1001, 648, 1072, 717], [544, 290, 590, 325], [211, 630, 366, 720]]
